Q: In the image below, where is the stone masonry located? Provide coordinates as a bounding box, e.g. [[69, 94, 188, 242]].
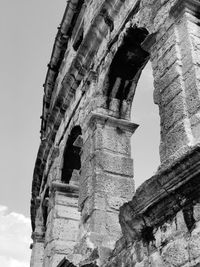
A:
[[30, 0, 200, 266]]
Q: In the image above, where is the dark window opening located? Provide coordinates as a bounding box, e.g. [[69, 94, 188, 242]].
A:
[[73, 26, 84, 51], [61, 126, 82, 184], [105, 26, 150, 108]]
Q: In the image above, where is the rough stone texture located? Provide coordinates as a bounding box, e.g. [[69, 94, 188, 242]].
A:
[[149, 0, 200, 168], [103, 146, 200, 267], [43, 184, 80, 266], [30, 0, 200, 266], [73, 113, 137, 265]]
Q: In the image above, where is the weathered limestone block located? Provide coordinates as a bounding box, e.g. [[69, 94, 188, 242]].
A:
[[150, 252, 166, 267], [103, 146, 200, 267], [148, 0, 200, 167], [163, 119, 193, 161], [74, 112, 137, 265], [93, 173, 134, 200], [43, 183, 80, 267], [162, 239, 189, 266], [93, 151, 133, 177], [93, 124, 133, 156]]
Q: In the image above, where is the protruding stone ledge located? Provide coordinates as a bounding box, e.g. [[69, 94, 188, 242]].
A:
[[51, 181, 79, 197], [88, 112, 139, 134], [119, 144, 200, 243], [31, 231, 45, 243], [170, 0, 200, 18], [141, 32, 157, 53]]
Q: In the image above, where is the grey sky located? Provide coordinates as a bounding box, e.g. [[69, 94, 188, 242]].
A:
[[0, 0, 160, 219], [0, 0, 67, 217]]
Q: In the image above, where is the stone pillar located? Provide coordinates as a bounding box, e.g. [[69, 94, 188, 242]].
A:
[[30, 206, 45, 267], [43, 182, 80, 267], [30, 233, 45, 267], [75, 112, 138, 265], [149, 0, 200, 167]]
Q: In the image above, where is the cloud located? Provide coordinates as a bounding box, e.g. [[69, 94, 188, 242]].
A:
[[0, 256, 29, 267], [0, 205, 32, 267]]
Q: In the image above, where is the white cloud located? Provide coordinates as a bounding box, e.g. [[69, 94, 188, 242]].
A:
[[0, 205, 32, 267], [0, 256, 29, 267]]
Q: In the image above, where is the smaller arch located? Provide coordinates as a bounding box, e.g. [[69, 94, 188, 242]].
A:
[[61, 125, 82, 184]]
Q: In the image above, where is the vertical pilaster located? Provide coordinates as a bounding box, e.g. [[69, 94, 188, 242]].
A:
[[43, 183, 80, 267], [149, 0, 200, 167], [172, 0, 200, 144], [30, 206, 45, 267], [75, 112, 138, 265], [30, 233, 45, 267]]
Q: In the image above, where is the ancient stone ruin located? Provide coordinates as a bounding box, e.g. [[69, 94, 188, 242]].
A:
[[30, 0, 200, 266]]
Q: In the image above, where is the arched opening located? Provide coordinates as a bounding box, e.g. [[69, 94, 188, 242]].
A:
[[103, 25, 160, 187], [131, 62, 160, 188], [105, 25, 150, 111], [61, 125, 82, 184]]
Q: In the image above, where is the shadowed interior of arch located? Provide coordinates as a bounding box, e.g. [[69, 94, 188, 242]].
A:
[[106, 25, 150, 111], [61, 125, 82, 183]]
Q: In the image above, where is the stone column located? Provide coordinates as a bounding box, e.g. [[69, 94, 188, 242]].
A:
[[30, 233, 45, 267], [30, 205, 45, 267], [75, 112, 138, 265], [43, 182, 80, 267], [149, 0, 200, 167]]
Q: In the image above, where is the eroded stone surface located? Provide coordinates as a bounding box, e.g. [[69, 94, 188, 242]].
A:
[[30, 0, 200, 266]]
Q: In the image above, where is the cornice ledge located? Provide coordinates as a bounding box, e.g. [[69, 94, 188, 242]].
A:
[[119, 144, 200, 239], [31, 231, 45, 243], [170, 0, 200, 18], [51, 181, 79, 196], [88, 112, 139, 133]]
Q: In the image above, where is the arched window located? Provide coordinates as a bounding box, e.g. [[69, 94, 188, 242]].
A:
[[61, 126, 82, 183], [105, 25, 149, 111]]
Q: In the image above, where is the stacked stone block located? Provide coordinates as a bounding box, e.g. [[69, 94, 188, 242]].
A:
[[30, 203, 45, 267], [43, 183, 80, 266], [104, 146, 200, 267], [150, 0, 200, 167], [73, 113, 137, 265]]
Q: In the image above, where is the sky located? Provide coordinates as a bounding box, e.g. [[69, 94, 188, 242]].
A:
[[0, 1, 160, 266]]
